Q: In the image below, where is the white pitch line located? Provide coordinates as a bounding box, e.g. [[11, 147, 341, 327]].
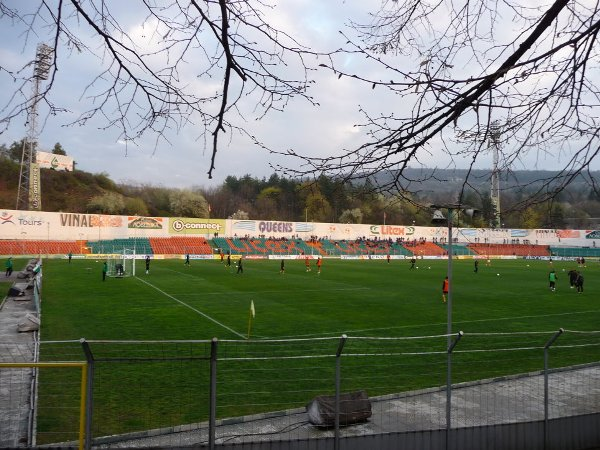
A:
[[270, 309, 600, 339], [174, 287, 371, 297], [136, 277, 246, 339]]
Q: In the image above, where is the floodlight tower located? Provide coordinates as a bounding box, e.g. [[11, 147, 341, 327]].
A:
[[16, 43, 54, 211], [489, 122, 502, 228], [457, 120, 504, 228]]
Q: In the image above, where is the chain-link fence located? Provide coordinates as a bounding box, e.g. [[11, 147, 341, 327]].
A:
[[1, 331, 599, 450]]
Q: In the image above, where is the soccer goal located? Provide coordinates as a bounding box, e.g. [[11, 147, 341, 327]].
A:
[[107, 248, 136, 277]]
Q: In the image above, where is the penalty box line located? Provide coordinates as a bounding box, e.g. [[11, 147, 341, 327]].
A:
[[136, 276, 246, 339]]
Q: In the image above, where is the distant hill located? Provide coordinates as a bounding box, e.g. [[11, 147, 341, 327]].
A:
[[373, 168, 600, 198]]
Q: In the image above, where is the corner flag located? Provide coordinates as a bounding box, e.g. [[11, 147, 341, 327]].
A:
[[247, 300, 255, 339]]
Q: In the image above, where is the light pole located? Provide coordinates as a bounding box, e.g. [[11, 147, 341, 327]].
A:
[[431, 203, 478, 450]]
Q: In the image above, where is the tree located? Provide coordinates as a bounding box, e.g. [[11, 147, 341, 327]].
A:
[[52, 143, 66, 156], [281, 0, 600, 215], [169, 189, 210, 218], [0, 2, 318, 180], [229, 210, 250, 220], [87, 192, 125, 215], [305, 191, 333, 223], [339, 208, 363, 224], [124, 197, 149, 216], [7, 140, 27, 162], [521, 207, 544, 230]]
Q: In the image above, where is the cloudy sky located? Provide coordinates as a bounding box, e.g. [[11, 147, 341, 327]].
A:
[[0, 1, 589, 190]]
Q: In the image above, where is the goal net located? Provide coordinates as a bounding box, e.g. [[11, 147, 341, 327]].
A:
[[107, 248, 136, 277]]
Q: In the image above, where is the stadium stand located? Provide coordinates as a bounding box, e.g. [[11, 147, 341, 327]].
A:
[[88, 238, 153, 255], [403, 241, 446, 256], [0, 240, 88, 255], [438, 244, 475, 256], [549, 246, 600, 258], [467, 243, 550, 257], [212, 237, 309, 255], [2, 237, 596, 260], [149, 237, 212, 255]]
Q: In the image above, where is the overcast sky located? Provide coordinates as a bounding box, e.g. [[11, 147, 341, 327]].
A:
[[0, 1, 590, 190]]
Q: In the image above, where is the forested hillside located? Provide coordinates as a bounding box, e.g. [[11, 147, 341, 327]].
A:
[[2, 142, 600, 229]]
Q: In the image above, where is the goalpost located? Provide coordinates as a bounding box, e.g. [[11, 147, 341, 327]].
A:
[[107, 248, 136, 277]]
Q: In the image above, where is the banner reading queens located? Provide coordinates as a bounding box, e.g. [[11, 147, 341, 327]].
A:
[[169, 218, 225, 235]]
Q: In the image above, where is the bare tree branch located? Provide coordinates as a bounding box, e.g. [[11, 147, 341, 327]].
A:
[[276, 0, 600, 214], [0, 0, 322, 178]]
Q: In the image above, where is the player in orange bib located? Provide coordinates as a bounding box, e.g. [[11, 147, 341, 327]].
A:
[[305, 256, 311, 272], [442, 276, 449, 303]]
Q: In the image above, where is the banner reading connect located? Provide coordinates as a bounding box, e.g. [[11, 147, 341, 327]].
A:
[[28, 163, 42, 211], [169, 218, 225, 235]]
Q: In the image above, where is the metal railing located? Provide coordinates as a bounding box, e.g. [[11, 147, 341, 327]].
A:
[[1, 331, 599, 450]]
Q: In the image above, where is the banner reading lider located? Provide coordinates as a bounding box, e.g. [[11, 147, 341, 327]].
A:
[[169, 218, 225, 235]]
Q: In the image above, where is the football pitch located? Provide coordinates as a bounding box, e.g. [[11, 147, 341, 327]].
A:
[[36, 257, 600, 440], [42, 257, 599, 340]]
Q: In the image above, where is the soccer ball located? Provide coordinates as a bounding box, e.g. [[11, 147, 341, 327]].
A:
[[497, 273, 500, 276], [428, 266, 431, 269]]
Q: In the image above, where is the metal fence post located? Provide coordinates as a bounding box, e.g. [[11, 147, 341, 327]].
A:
[[335, 334, 348, 450], [80, 339, 94, 450], [209, 337, 218, 450], [446, 331, 464, 450], [544, 328, 564, 450]]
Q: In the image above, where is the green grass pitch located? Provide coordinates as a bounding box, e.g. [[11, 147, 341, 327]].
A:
[[35, 257, 600, 440], [42, 257, 599, 340]]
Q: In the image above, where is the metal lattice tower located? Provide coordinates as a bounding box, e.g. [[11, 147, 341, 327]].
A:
[[489, 122, 502, 228], [16, 43, 53, 211]]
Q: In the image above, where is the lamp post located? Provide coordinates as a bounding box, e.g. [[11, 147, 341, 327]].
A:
[[431, 203, 478, 450]]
